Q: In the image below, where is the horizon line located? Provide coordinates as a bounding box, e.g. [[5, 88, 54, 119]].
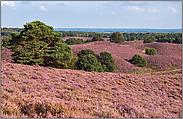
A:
[[1, 27, 182, 29]]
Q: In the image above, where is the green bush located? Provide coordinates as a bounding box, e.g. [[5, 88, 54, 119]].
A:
[[145, 48, 157, 55], [76, 49, 116, 72], [67, 57, 78, 69], [109, 32, 124, 43], [130, 54, 147, 67], [143, 38, 153, 43], [99, 51, 116, 72], [91, 35, 105, 42], [65, 38, 77, 45], [76, 38, 84, 44], [75, 54, 104, 72]]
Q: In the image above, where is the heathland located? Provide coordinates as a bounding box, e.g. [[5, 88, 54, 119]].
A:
[[1, 21, 182, 118]]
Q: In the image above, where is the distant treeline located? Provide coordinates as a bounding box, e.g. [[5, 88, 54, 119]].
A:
[[1, 28, 182, 44]]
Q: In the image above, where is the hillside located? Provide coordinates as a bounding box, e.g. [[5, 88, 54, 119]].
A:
[[1, 60, 182, 118], [70, 40, 182, 73]]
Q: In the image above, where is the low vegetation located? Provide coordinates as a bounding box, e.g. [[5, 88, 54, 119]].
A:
[[145, 48, 157, 55], [75, 49, 116, 72], [130, 54, 147, 67]]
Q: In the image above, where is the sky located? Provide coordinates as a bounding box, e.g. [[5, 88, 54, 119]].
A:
[[1, 1, 182, 29]]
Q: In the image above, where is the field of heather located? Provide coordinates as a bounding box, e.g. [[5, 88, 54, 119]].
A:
[[1, 60, 182, 118], [1, 40, 182, 118], [71, 40, 182, 73]]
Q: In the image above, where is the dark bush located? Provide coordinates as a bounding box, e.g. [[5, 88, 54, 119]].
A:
[[130, 54, 147, 67], [65, 38, 77, 45], [143, 38, 153, 43], [99, 51, 116, 72], [109, 32, 124, 43], [76, 38, 84, 44], [76, 49, 116, 72], [75, 54, 104, 72], [84, 39, 92, 43], [91, 35, 105, 42], [145, 48, 157, 55]]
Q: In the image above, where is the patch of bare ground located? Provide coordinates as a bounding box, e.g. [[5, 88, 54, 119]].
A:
[[1, 61, 182, 118]]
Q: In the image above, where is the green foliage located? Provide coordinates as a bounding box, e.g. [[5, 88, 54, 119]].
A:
[[44, 41, 73, 69], [8, 20, 72, 69], [65, 38, 77, 45], [91, 35, 105, 42], [2, 36, 10, 47], [99, 51, 116, 72], [84, 39, 92, 43], [67, 57, 78, 69], [109, 32, 124, 43], [143, 38, 153, 43], [65, 38, 84, 45], [145, 48, 157, 55], [76, 49, 116, 72], [1, 40, 3, 48], [130, 54, 147, 67], [77, 49, 100, 60], [76, 38, 84, 44], [75, 54, 104, 72]]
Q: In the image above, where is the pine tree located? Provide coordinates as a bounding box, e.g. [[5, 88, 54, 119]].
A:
[[8, 21, 72, 68]]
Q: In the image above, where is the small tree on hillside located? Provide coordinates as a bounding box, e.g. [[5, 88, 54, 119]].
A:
[[75, 54, 104, 72], [91, 35, 105, 42], [76, 49, 116, 72], [145, 48, 157, 55], [110, 32, 124, 43], [143, 38, 153, 43], [130, 54, 147, 67], [65, 38, 77, 45], [99, 51, 116, 72]]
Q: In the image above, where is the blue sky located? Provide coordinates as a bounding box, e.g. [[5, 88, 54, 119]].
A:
[[1, 1, 182, 29]]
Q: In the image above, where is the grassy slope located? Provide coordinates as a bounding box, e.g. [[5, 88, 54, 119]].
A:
[[1, 60, 182, 118]]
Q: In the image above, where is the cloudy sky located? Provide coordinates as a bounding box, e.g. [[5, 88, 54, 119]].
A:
[[1, 1, 182, 29]]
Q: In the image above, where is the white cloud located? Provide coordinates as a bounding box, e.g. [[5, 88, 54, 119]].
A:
[[168, 7, 177, 12], [39, 5, 47, 11], [126, 6, 145, 12], [1, 1, 15, 7], [148, 9, 160, 13], [111, 12, 115, 14]]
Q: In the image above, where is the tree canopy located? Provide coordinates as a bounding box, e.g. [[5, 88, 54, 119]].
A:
[[8, 21, 72, 68], [109, 32, 124, 43]]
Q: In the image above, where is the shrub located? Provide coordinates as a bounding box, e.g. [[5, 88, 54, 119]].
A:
[[91, 35, 105, 42], [77, 49, 100, 60], [143, 38, 153, 43], [65, 38, 77, 45], [75, 54, 104, 72], [76, 49, 116, 72], [130, 54, 147, 67], [145, 48, 157, 55], [109, 32, 124, 43], [84, 39, 92, 43], [99, 51, 116, 72], [76, 38, 84, 44], [67, 57, 78, 69]]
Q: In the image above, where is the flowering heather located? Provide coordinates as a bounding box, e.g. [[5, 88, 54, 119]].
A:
[[71, 41, 182, 73], [1, 60, 182, 118]]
